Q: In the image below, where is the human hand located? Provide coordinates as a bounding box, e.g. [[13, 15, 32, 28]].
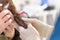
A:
[[4, 23, 15, 39], [0, 9, 13, 34]]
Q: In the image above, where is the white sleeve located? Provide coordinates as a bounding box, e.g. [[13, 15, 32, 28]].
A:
[[19, 23, 40, 40]]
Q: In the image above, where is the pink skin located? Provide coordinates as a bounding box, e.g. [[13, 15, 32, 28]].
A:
[[0, 9, 14, 38]]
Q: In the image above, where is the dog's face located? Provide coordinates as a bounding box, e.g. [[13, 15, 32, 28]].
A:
[[0, 0, 8, 12]]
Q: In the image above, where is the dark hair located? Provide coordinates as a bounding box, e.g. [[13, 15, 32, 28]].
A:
[[0, 0, 27, 29]]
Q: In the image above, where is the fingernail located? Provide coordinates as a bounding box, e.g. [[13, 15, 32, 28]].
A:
[[7, 15, 11, 18], [9, 19, 12, 23]]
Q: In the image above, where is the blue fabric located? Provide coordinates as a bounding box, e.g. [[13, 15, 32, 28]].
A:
[[50, 14, 60, 40], [41, 0, 48, 6]]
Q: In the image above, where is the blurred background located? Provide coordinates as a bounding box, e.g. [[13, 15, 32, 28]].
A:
[[12, 0, 60, 26], [12, 0, 60, 40]]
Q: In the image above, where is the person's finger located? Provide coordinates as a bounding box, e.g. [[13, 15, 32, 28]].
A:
[[0, 10, 9, 19], [5, 23, 14, 31], [8, 23, 14, 29], [8, 10, 14, 21], [4, 25, 15, 38], [2, 15, 11, 23], [4, 19, 12, 27]]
